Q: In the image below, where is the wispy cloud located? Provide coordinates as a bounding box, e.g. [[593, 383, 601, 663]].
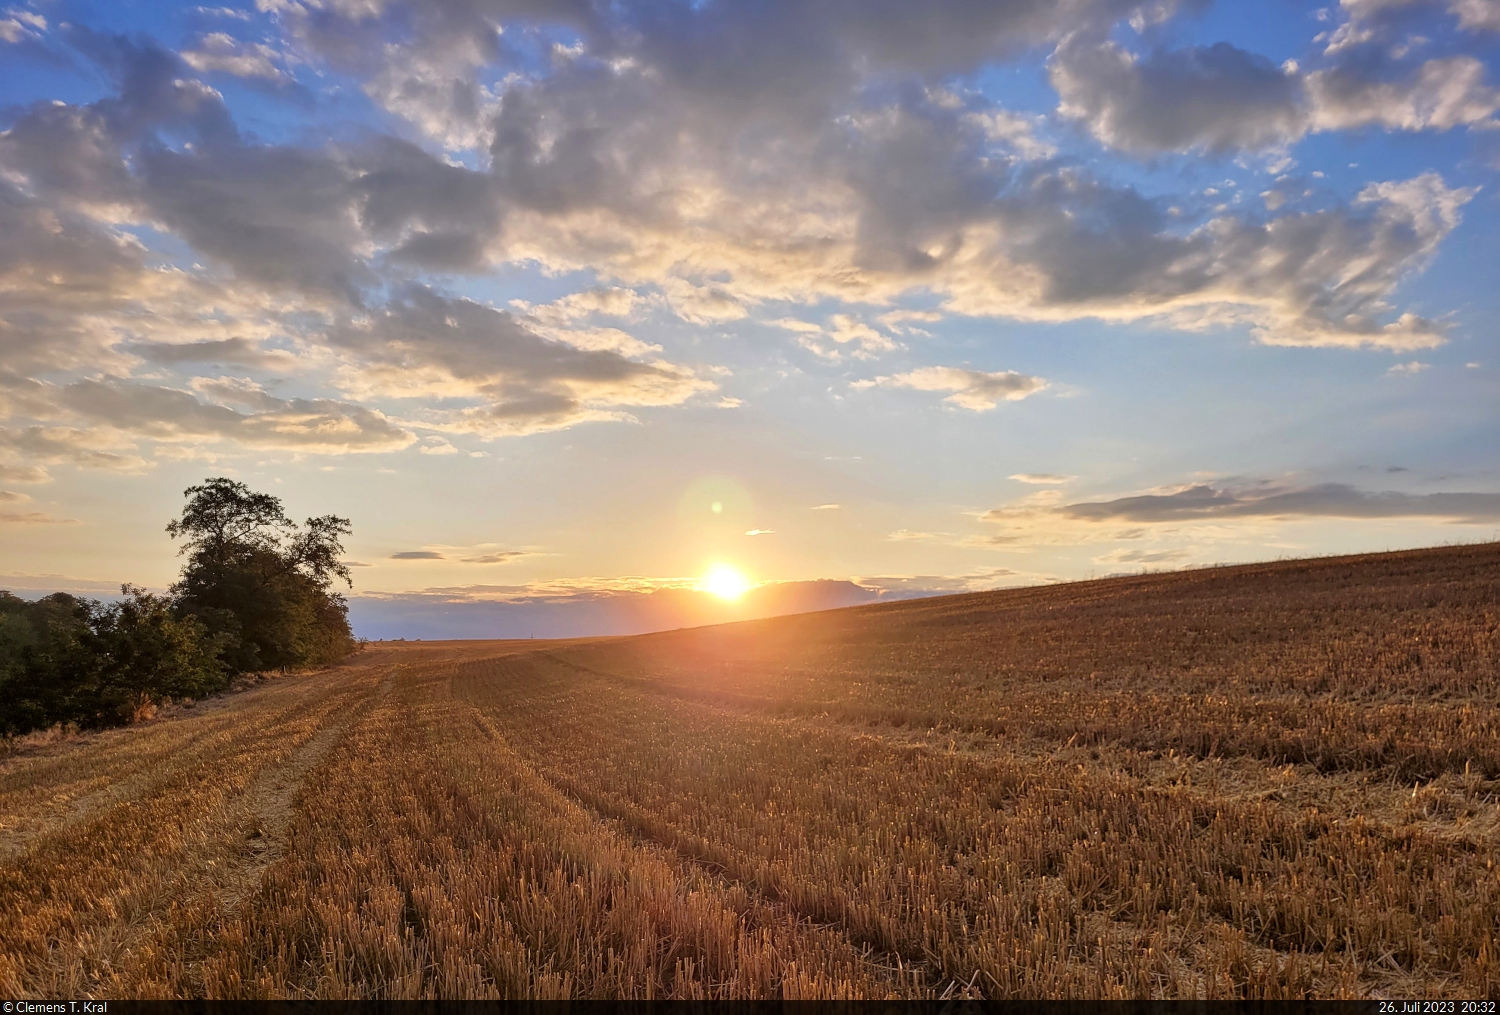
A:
[[858, 367, 1047, 410]]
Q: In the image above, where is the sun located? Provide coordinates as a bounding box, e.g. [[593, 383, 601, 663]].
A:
[[701, 563, 750, 601]]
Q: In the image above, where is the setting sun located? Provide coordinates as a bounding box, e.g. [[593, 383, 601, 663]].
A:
[[701, 564, 750, 601]]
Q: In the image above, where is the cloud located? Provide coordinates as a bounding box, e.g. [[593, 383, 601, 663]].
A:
[[264, 0, 1181, 155], [1306, 55, 1500, 132], [345, 577, 899, 638], [1334, 0, 1500, 37], [329, 287, 714, 437], [1051, 39, 1304, 154], [1052, 482, 1500, 524], [1052, 36, 1500, 156], [0, 8, 45, 44], [0, 489, 73, 524], [516, 287, 644, 325], [0, 4, 1470, 419], [4, 376, 415, 455], [887, 529, 944, 541], [852, 568, 1025, 595], [180, 32, 291, 82], [811, 503, 841, 510], [975, 479, 1500, 550], [1452, 0, 1500, 30], [828, 315, 899, 356], [0, 571, 136, 595], [0, 426, 152, 476], [0, 463, 51, 484], [391, 550, 445, 560], [243, 0, 1460, 352], [1387, 360, 1431, 374], [0, 0, 1487, 508], [1010, 473, 1072, 484], [127, 338, 301, 371], [1093, 547, 1195, 566], [959, 106, 1057, 159], [744, 528, 774, 536], [461, 551, 526, 564], [0, 510, 74, 525], [860, 366, 1047, 410]]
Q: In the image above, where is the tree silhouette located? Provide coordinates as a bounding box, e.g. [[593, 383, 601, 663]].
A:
[[169, 478, 355, 673]]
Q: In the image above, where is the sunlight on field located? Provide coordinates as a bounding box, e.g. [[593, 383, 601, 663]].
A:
[[1, 543, 1498, 999]]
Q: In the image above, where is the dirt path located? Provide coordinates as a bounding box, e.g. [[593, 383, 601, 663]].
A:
[[214, 667, 401, 915]]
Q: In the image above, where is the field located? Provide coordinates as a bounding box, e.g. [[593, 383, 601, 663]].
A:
[[1, 542, 1498, 999]]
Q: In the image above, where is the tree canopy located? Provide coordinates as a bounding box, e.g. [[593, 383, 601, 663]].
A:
[[168, 478, 356, 673], [0, 479, 357, 737]]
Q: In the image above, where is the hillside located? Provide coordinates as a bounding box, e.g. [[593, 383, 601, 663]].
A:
[[1, 542, 1497, 999]]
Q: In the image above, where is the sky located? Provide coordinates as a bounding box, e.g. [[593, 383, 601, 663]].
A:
[[1, 0, 1498, 637]]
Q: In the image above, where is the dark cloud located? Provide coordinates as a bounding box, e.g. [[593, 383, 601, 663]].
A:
[[268, 0, 1189, 151], [353, 136, 502, 271], [329, 286, 712, 435], [1050, 39, 1304, 154], [391, 550, 445, 559], [1057, 483, 1500, 524], [137, 141, 371, 302], [1051, 33, 1499, 155], [461, 552, 526, 563], [127, 338, 298, 369], [64, 27, 240, 145]]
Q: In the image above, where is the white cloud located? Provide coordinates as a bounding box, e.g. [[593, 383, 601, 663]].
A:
[[861, 366, 1047, 410], [828, 315, 899, 356], [181, 33, 292, 82], [1451, 0, 1500, 30], [1306, 56, 1500, 131], [0, 8, 44, 43]]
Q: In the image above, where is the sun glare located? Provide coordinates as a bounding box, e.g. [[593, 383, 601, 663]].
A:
[[702, 564, 750, 601]]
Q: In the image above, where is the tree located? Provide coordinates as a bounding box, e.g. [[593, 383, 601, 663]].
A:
[[168, 478, 355, 672], [0, 592, 99, 735], [85, 586, 227, 725]]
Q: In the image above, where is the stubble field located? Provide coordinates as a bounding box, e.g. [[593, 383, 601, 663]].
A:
[[2, 542, 1498, 999]]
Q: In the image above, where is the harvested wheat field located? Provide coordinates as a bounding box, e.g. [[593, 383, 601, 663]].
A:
[[2, 542, 1498, 1000]]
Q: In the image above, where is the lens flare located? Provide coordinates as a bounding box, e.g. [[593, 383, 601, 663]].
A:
[[701, 564, 749, 601]]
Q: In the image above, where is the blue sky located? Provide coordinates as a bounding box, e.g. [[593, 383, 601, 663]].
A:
[[2, 0, 1498, 635]]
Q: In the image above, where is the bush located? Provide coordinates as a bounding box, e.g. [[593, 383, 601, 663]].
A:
[[84, 586, 228, 725], [0, 587, 226, 733], [0, 592, 99, 736]]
